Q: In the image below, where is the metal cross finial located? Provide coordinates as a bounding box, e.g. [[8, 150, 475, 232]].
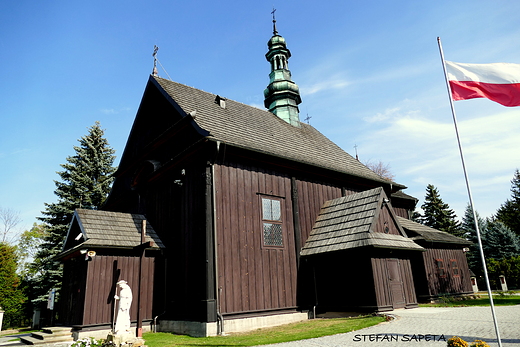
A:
[[304, 114, 312, 124], [271, 7, 278, 35], [152, 45, 159, 76]]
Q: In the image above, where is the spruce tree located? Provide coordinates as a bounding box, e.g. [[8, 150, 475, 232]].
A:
[[420, 184, 463, 237], [461, 204, 487, 275], [483, 220, 520, 261], [496, 169, 520, 237], [32, 122, 116, 304]]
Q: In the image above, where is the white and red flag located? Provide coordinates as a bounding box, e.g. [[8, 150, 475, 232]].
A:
[[446, 61, 520, 107]]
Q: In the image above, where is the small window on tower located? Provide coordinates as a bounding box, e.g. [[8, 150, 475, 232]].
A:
[[261, 197, 283, 247]]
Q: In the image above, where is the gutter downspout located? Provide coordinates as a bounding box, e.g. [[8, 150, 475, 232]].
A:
[[212, 141, 224, 335]]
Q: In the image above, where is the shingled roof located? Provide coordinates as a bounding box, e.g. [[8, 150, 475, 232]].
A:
[[152, 76, 403, 187], [301, 187, 424, 256], [396, 216, 472, 245], [57, 209, 165, 259]]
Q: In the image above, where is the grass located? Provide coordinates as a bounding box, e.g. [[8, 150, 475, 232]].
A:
[[419, 294, 520, 307], [143, 315, 385, 347]]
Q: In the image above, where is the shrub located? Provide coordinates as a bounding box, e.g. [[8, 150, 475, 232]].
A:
[[448, 336, 468, 347], [470, 340, 490, 347], [447, 336, 489, 347], [71, 338, 116, 347]]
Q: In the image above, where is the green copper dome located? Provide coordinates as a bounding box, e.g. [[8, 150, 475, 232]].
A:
[[264, 16, 302, 127]]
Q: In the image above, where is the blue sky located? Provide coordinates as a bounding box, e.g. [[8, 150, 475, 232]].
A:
[[2, 0, 520, 235]]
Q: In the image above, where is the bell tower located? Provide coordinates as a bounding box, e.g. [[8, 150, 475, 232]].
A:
[[264, 10, 302, 127]]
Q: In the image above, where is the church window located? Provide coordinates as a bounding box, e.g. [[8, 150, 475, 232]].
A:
[[450, 259, 459, 277], [261, 197, 283, 247], [435, 259, 446, 278]]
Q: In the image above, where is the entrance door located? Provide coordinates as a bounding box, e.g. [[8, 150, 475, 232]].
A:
[[387, 259, 406, 309]]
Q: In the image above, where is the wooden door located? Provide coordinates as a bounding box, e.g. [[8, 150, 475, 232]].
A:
[[387, 259, 406, 309]]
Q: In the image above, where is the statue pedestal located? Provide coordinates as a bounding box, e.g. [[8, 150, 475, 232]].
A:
[[106, 332, 145, 346]]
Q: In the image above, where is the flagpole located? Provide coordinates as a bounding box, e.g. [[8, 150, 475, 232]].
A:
[[437, 37, 502, 347]]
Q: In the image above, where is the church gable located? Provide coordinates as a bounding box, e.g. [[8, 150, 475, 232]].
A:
[[59, 209, 164, 259], [301, 187, 423, 256]]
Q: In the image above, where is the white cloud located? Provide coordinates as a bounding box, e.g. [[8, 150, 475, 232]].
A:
[[100, 107, 132, 115], [300, 75, 350, 95]]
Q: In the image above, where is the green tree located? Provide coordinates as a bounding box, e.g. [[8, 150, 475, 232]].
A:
[[496, 169, 520, 237], [461, 204, 487, 274], [420, 184, 463, 237], [31, 122, 116, 304], [487, 256, 520, 290], [482, 220, 520, 261], [16, 223, 46, 277], [0, 242, 26, 328]]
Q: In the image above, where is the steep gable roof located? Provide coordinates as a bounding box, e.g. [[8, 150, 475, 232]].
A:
[[58, 209, 165, 259], [301, 187, 423, 256], [151, 76, 403, 188], [396, 216, 472, 245]]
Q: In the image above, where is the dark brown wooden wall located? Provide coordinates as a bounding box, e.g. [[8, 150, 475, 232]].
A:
[[420, 248, 473, 297], [214, 163, 298, 314], [373, 205, 401, 235], [82, 256, 155, 326], [392, 206, 411, 219], [371, 257, 417, 311], [59, 258, 88, 325], [296, 180, 347, 245]]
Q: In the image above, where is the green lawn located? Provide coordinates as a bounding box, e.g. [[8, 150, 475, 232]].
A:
[[419, 294, 520, 307], [143, 315, 385, 347]]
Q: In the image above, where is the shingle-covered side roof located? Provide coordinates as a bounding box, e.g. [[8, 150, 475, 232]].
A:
[[396, 216, 472, 245], [152, 76, 402, 187], [301, 188, 423, 256], [62, 209, 165, 254]]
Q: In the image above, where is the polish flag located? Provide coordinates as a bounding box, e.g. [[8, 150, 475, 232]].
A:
[[446, 61, 520, 107]]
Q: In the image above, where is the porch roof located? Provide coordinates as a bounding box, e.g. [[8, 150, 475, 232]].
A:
[[301, 187, 424, 256], [57, 209, 165, 259], [396, 216, 472, 245]]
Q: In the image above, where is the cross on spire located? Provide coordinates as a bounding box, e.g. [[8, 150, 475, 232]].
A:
[[271, 7, 278, 35]]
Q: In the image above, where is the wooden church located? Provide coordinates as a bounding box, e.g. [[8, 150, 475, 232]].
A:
[[57, 18, 472, 337]]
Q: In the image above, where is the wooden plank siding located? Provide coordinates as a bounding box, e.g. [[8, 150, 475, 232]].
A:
[[81, 256, 155, 326], [392, 206, 411, 219], [371, 257, 418, 311], [419, 247, 473, 298], [373, 205, 401, 235], [296, 180, 347, 245], [214, 163, 297, 315]]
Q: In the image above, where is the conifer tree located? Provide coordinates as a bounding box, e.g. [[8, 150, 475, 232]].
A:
[[31, 122, 116, 304], [420, 184, 463, 237], [461, 204, 487, 274], [495, 169, 520, 237], [483, 220, 520, 261]]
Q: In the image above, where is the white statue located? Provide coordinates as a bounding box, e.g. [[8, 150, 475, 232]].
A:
[[114, 280, 133, 335]]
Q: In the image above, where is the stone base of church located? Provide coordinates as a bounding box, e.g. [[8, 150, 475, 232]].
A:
[[158, 311, 308, 337], [106, 332, 145, 346], [72, 325, 151, 341]]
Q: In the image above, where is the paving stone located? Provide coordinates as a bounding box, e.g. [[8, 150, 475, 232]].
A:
[[264, 306, 520, 347]]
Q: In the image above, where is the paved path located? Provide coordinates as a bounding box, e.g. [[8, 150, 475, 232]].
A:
[[265, 306, 520, 347]]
